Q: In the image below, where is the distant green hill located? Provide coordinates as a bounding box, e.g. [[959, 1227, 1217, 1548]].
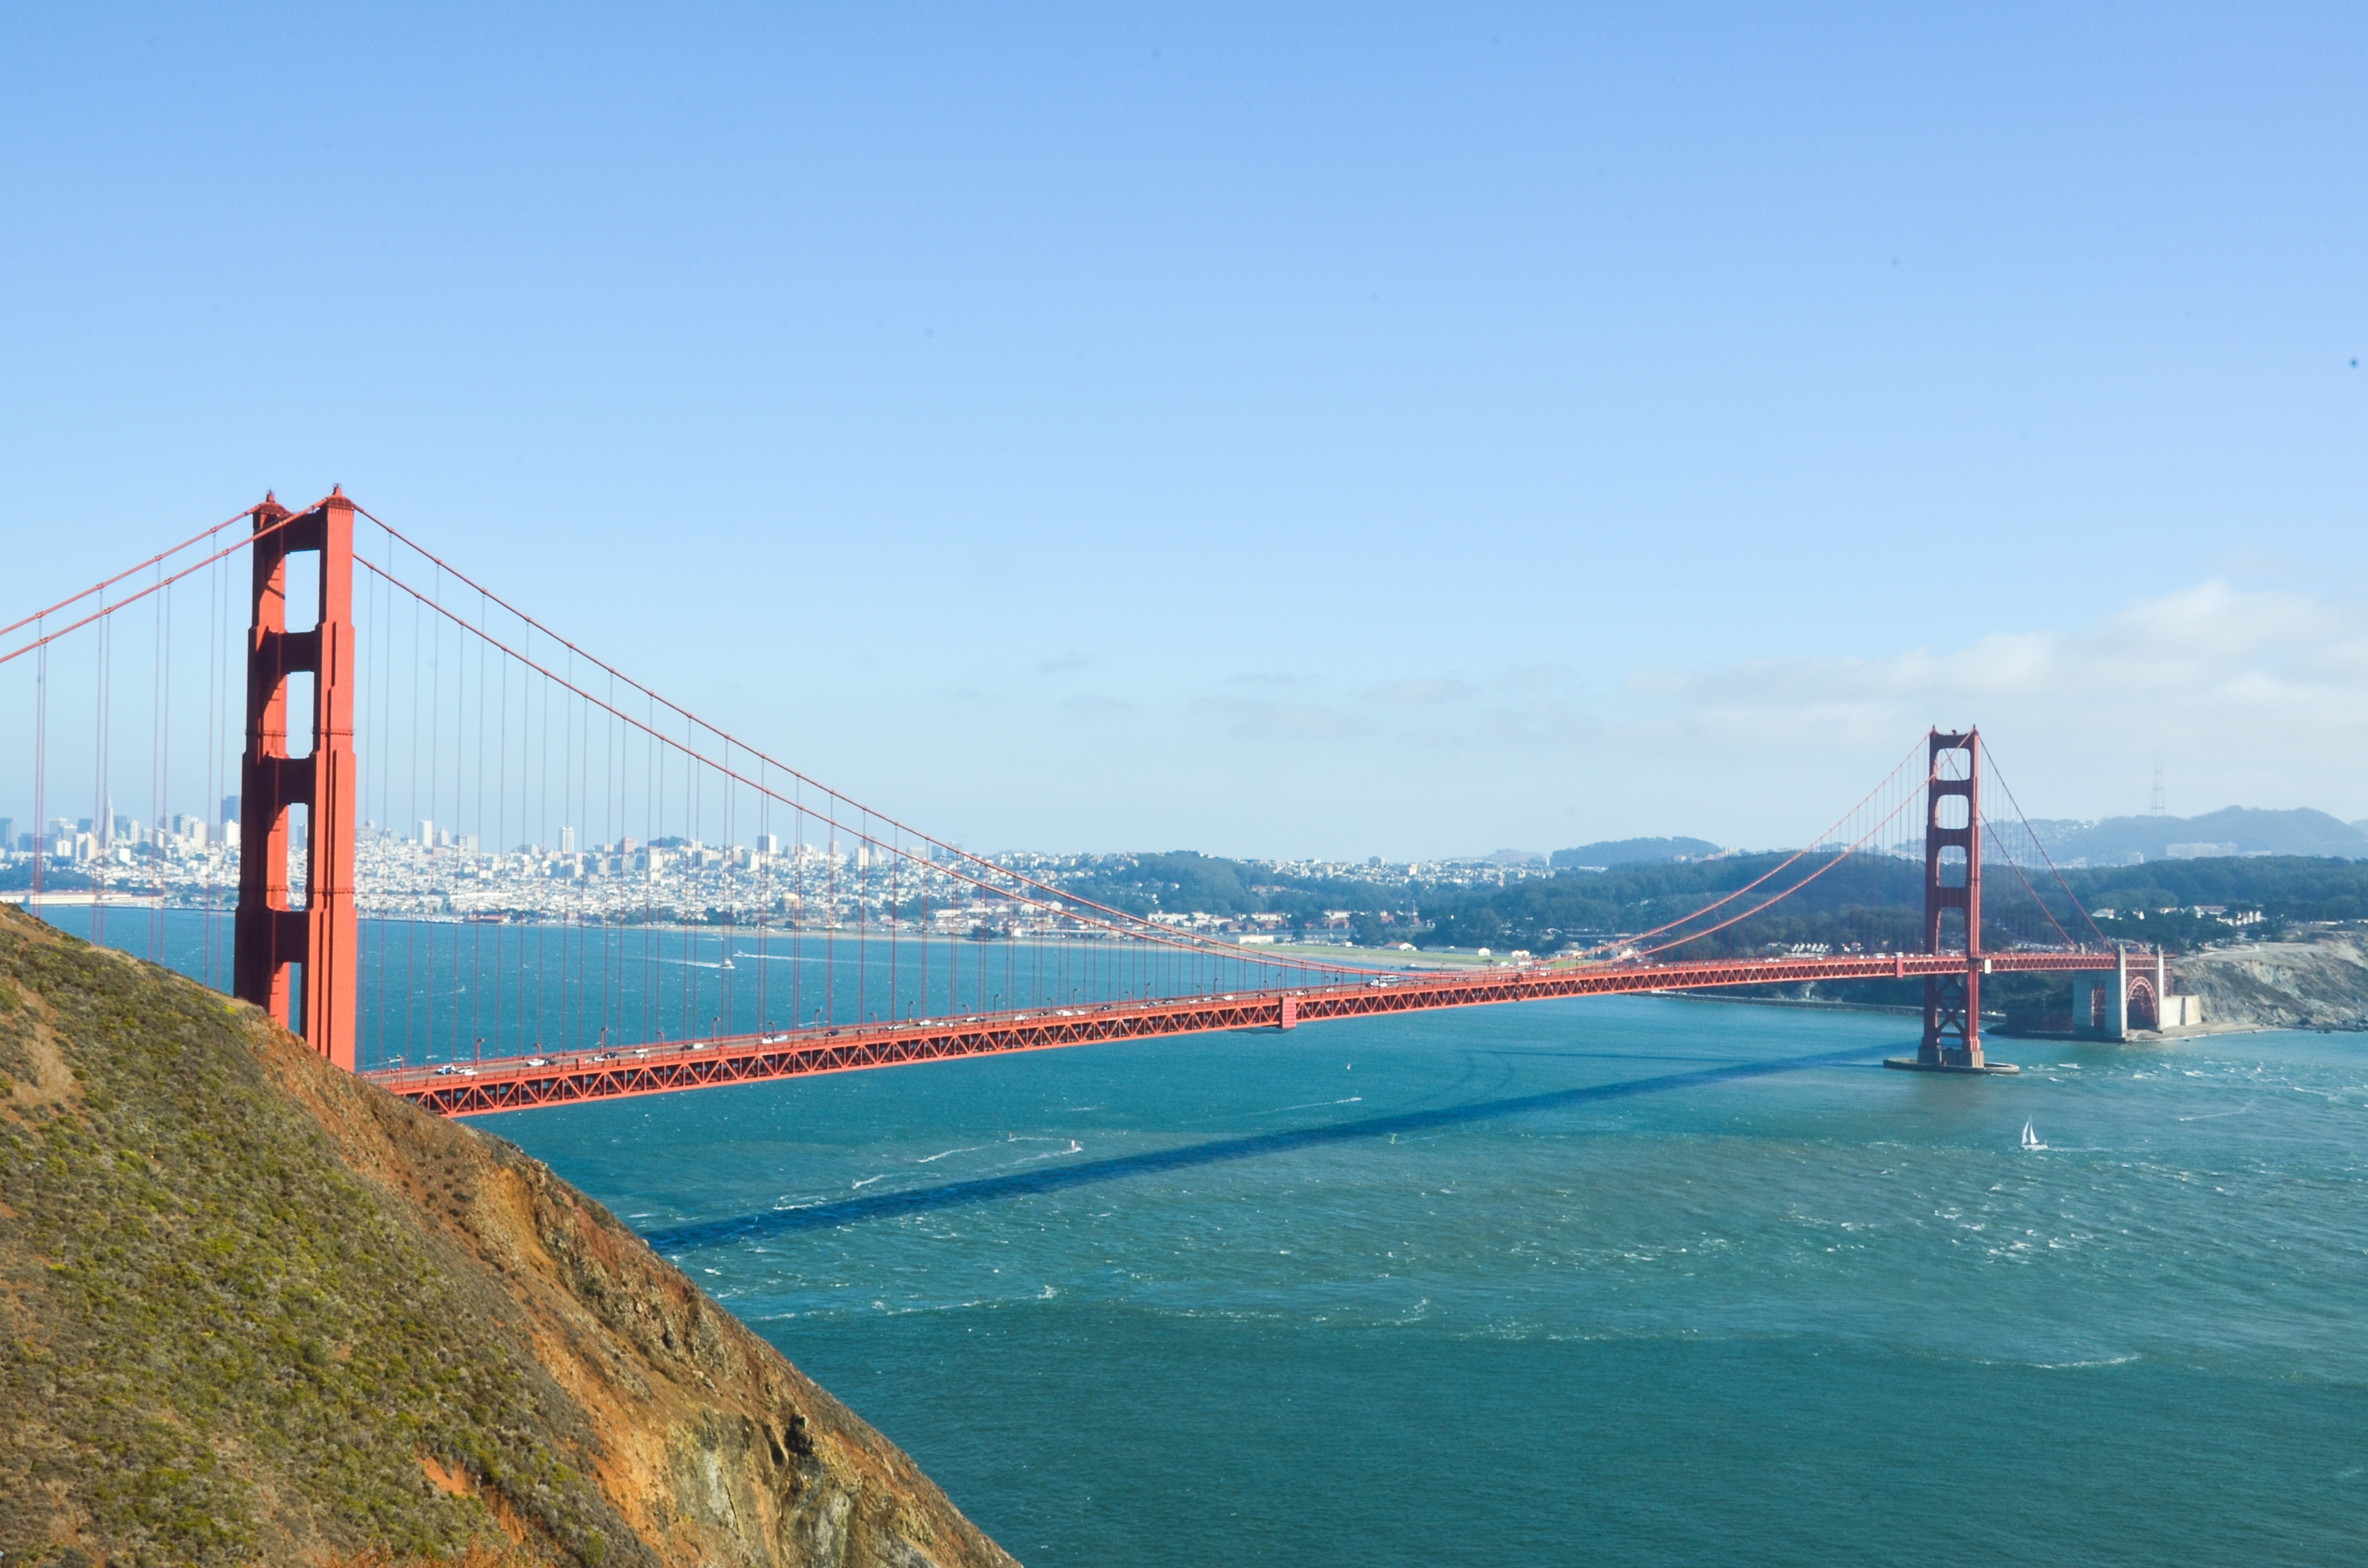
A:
[[1408, 854, 2368, 956], [1037, 832, 2368, 957], [1052, 851, 1395, 925], [1061, 850, 1267, 915], [2031, 807, 2368, 864], [1419, 852, 1925, 953], [1548, 836, 1721, 869]]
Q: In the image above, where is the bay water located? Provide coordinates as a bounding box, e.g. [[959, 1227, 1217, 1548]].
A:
[[504, 997, 2366, 1565], [40, 908, 2368, 1563]]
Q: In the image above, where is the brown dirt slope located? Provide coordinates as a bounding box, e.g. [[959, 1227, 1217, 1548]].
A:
[[2175, 930, 2368, 1031], [0, 904, 1018, 1568]]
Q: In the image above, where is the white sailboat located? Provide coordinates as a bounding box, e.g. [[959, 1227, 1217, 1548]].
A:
[[2021, 1119, 2046, 1151]]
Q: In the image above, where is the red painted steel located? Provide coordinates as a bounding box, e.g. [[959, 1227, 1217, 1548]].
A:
[[17, 507, 2148, 1117], [1920, 728, 1983, 1068], [232, 490, 360, 1069], [369, 947, 2138, 1118]]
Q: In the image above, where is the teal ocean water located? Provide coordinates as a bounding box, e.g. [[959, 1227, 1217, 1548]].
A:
[[500, 998, 2366, 1566], [25, 905, 1294, 1070], [40, 910, 2368, 1563]]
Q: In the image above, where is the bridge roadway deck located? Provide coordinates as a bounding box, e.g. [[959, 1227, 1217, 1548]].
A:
[[367, 948, 2129, 1117]]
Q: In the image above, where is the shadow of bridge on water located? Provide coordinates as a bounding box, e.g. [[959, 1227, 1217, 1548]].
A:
[[641, 1042, 1896, 1252]]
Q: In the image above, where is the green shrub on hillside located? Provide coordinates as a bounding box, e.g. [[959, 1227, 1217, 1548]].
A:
[[0, 911, 619, 1567]]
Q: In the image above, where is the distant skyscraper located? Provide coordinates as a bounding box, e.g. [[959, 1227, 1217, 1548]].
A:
[[221, 794, 241, 828], [560, 826, 575, 854], [418, 819, 435, 846]]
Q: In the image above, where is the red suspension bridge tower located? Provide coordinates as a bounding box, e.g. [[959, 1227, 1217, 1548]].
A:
[[232, 489, 360, 1070], [1917, 727, 1986, 1070]]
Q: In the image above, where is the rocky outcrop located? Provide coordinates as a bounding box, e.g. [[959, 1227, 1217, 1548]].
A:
[[2174, 930, 2368, 1031], [0, 904, 1017, 1568]]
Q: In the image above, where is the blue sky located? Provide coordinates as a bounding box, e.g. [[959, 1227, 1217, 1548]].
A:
[[5, 3, 2363, 857]]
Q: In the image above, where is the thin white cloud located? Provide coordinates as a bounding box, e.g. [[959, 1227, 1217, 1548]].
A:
[[1059, 693, 1138, 722], [1623, 581, 2368, 819], [1363, 676, 1475, 706], [792, 581, 2368, 857], [1191, 695, 1369, 740], [1489, 663, 1579, 694]]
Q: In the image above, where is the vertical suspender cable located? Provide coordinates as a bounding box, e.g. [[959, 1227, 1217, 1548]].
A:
[[31, 626, 47, 906], [149, 567, 168, 959], [95, 605, 112, 944]]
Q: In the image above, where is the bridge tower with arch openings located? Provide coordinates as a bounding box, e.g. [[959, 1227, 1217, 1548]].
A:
[[231, 489, 361, 1070], [1919, 728, 1984, 1068]]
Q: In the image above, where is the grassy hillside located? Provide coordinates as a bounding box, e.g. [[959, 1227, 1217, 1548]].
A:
[[0, 904, 1015, 1568]]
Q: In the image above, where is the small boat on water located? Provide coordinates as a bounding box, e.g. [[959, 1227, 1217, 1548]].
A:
[[2021, 1119, 2046, 1151]]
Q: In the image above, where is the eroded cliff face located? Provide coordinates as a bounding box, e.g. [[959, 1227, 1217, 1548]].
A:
[[0, 905, 1017, 1568], [2175, 930, 2368, 1031]]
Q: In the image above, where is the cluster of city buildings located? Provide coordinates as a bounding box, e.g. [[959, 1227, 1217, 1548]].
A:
[[3, 800, 242, 891], [1259, 855, 1561, 890], [351, 822, 1090, 931], [0, 811, 1561, 946]]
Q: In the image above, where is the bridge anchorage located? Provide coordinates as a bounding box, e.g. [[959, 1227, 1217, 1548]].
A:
[[3, 492, 2165, 1114]]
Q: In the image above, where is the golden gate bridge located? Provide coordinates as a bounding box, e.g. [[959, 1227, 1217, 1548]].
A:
[[2, 492, 2166, 1116]]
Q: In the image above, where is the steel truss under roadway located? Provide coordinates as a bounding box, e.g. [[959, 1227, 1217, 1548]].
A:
[[368, 948, 2128, 1118]]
